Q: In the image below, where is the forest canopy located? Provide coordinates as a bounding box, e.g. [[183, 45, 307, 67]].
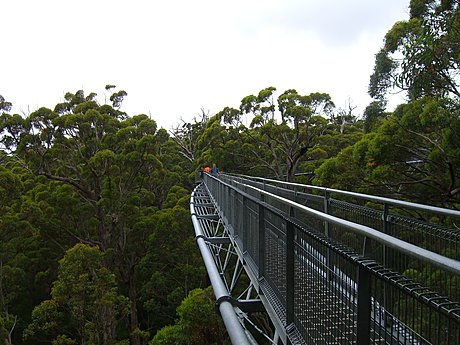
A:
[[0, 1, 459, 344]]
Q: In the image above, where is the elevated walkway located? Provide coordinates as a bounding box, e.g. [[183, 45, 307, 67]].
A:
[[190, 174, 460, 345]]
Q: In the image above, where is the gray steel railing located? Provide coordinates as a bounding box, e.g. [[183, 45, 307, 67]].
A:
[[223, 174, 460, 303], [196, 173, 460, 345], [226, 174, 460, 217]]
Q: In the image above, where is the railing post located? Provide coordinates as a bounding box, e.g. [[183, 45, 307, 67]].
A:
[[357, 264, 371, 345], [382, 203, 392, 327], [324, 190, 332, 281], [286, 207, 295, 342], [382, 203, 390, 266], [324, 190, 330, 234]]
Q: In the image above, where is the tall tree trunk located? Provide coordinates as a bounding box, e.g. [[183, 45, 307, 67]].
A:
[[129, 275, 141, 345]]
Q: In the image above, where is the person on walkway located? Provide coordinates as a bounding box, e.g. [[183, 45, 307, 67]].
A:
[[204, 166, 211, 174], [210, 163, 219, 177]]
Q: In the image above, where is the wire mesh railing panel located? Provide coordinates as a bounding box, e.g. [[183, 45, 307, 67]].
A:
[[387, 215, 460, 301], [296, 192, 325, 212], [265, 193, 292, 216], [293, 209, 325, 237], [327, 200, 385, 264], [387, 214, 460, 258], [370, 267, 460, 345], [386, 247, 460, 304], [245, 197, 260, 273], [277, 186, 296, 200], [232, 176, 460, 303], [229, 188, 238, 236], [327, 219, 368, 254], [264, 211, 288, 309], [230, 175, 459, 252], [235, 192, 244, 240], [329, 199, 383, 231], [294, 228, 357, 344]]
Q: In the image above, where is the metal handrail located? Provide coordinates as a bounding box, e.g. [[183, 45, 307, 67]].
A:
[[225, 178, 460, 276], [228, 173, 460, 218]]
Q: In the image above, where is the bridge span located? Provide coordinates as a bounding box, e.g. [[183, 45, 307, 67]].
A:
[[190, 173, 460, 345]]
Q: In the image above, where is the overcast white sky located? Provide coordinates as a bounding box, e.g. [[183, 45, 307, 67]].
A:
[[2, 0, 409, 129]]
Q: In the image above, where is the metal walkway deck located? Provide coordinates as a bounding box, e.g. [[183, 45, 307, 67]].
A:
[[190, 174, 460, 345]]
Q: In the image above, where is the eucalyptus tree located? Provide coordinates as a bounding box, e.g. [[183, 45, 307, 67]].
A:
[[369, 0, 460, 101], [0, 88, 193, 345], [0, 162, 22, 345], [170, 109, 209, 165], [0, 155, 72, 345], [362, 100, 388, 133], [24, 243, 130, 344], [220, 87, 335, 181], [354, 0, 460, 206], [151, 286, 226, 345], [315, 97, 460, 206], [0, 95, 12, 114], [275, 89, 334, 181], [136, 189, 206, 334]]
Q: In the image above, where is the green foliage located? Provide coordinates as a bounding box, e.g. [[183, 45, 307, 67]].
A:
[[23, 300, 61, 340], [0, 87, 206, 345], [208, 87, 362, 182], [314, 143, 368, 191], [52, 335, 76, 345], [6, 74, 457, 345], [171, 87, 361, 183], [0, 95, 12, 113], [0, 113, 26, 152], [24, 244, 130, 344], [150, 287, 227, 345], [137, 203, 205, 332], [369, 0, 460, 100], [362, 100, 388, 132], [0, 166, 22, 204], [0, 312, 17, 345], [150, 324, 185, 345], [110, 90, 128, 108], [315, 97, 460, 206]]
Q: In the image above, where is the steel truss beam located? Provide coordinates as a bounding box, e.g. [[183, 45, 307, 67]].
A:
[[191, 183, 279, 345]]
